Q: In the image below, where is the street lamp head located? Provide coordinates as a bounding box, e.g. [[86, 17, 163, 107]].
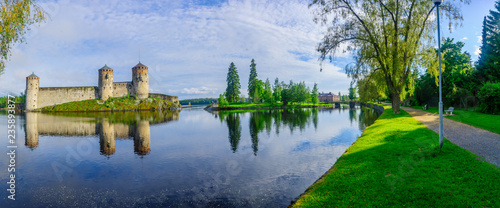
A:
[[433, 0, 442, 5]]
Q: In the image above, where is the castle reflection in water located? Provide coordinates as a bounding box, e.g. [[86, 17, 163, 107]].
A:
[[24, 110, 180, 156]]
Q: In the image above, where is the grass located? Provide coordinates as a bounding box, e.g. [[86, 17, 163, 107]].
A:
[[411, 106, 500, 134], [292, 106, 500, 207], [37, 97, 180, 112]]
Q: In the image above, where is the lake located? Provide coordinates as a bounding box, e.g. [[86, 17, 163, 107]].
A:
[[0, 106, 379, 207]]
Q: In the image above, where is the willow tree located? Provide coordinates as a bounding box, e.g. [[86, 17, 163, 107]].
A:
[[310, 0, 469, 114], [1, 0, 46, 75]]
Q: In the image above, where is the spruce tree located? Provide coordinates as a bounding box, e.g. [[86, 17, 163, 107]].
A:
[[476, 3, 500, 83], [248, 59, 258, 102], [225, 62, 241, 103]]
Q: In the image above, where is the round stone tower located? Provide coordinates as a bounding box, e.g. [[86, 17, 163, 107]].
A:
[[132, 62, 149, 99], [98, 65, 114, 101], [26, 72, 39, 111]]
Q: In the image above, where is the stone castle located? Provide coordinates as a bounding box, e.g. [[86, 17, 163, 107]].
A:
[[25, 62, 178, 111]]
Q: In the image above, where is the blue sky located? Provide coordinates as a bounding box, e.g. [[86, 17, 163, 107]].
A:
[[0, 0, 496, 99]]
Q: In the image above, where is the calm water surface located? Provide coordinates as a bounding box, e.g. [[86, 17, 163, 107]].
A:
[[0, 106, 379, 207]]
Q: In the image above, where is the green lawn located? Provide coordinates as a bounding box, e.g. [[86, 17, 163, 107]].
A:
[[411, 106, 500, 134], [292, 106, 500, 207]]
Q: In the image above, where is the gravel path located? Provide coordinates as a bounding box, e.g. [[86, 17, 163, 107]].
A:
[[399, 106, 500, 168]]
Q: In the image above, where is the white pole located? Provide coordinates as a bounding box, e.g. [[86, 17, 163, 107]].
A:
[[436, 3, 444, 149]]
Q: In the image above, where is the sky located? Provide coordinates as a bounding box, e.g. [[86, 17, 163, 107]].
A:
[[0, 0, 497, 100]]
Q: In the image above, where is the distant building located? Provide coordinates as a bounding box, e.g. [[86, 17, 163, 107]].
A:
[[318, 92, 340, 102]]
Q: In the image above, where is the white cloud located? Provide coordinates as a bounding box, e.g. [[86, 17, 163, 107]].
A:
[[0, 0, 353, 99], [474, 46, 481, 56]]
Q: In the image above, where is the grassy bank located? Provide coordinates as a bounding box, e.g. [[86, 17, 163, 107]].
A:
[[411, 106, 500, 134], [37, 97, 181, 112], [292, 106, 500, 207]]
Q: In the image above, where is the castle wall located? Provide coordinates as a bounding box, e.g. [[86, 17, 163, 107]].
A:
[[113, 82, 133, 98], [149, 93, 179, 103], [37, 87, 98, 109]]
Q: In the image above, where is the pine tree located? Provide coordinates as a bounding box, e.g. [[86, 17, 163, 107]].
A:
[[248, 59, 258, 102], [476, 3, 500, 84], [225, 62, 241, 103]]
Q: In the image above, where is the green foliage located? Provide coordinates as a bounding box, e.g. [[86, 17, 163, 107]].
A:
[[478, 82, 500, 114], [248, 59, 258, 102], [281, 80, 311, 105], [0, 0, 47, 75], [273, 77, 282, 102], [292, 106, 500, 207], [218, 93, 228, 107], [310, 0, 468, 114], [0, 93, 25, 108], [311, 83, 319, 104], [439, 38, 474, 106], [225, 62, 241, 103], [348, 86, 357, 100], [262, 78, 273, 103], [252, 79, 263, 103], [413, 73, 438, 105], [476, 3, 500, 84], [179, 98, 217, 105], [358, 78, 385, 103]]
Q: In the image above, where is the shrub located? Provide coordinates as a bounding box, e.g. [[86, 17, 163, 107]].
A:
[[477, 82, 500, 114], [218, 93, 228, 107]]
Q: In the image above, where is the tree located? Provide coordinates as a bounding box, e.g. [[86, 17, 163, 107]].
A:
[[225, 62, 241, 103], [248, 59, 258, 102], [311, 83, 319, 104], [358, 78, 385, 103], [348, 85, 357, 101], [476, 3, 500, 84], [252, 79, 264, 103], [218, 93, 228, 106], [0, 0, 46, 75], [262, 78, 273, 103], [310, 0, 469, 114], [439, 38, 474, 106], [273, 77, 282, 102]]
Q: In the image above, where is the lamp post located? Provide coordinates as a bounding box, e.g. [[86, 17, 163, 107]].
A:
[[433, 0, 443, 149]]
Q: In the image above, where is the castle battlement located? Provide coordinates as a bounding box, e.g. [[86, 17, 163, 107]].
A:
[[25, 62, 178, 111]]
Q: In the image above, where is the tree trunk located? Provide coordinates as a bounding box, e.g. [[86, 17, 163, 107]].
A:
[[391, 92, 401, 114]]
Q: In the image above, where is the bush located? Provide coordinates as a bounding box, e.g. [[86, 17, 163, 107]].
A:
[[218, 93, 228, 107], [477, 82, 500, 114]]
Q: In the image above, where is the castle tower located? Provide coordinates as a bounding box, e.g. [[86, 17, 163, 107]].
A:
[[132, 62, 149, 99], [134, 120, 151, 155], [98, 65, 114, 101], [99, 120, 116, 155], [25, 112, 39, 149], [26, 72, 39, 111]]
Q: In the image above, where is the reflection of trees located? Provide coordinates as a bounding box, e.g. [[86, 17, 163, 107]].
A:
[[312, 108, 318, 130], [349, 109, 357, 125], [358, 108, 380, 130], [280, 108, 312, 133], [225, 113, 241, 153]]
